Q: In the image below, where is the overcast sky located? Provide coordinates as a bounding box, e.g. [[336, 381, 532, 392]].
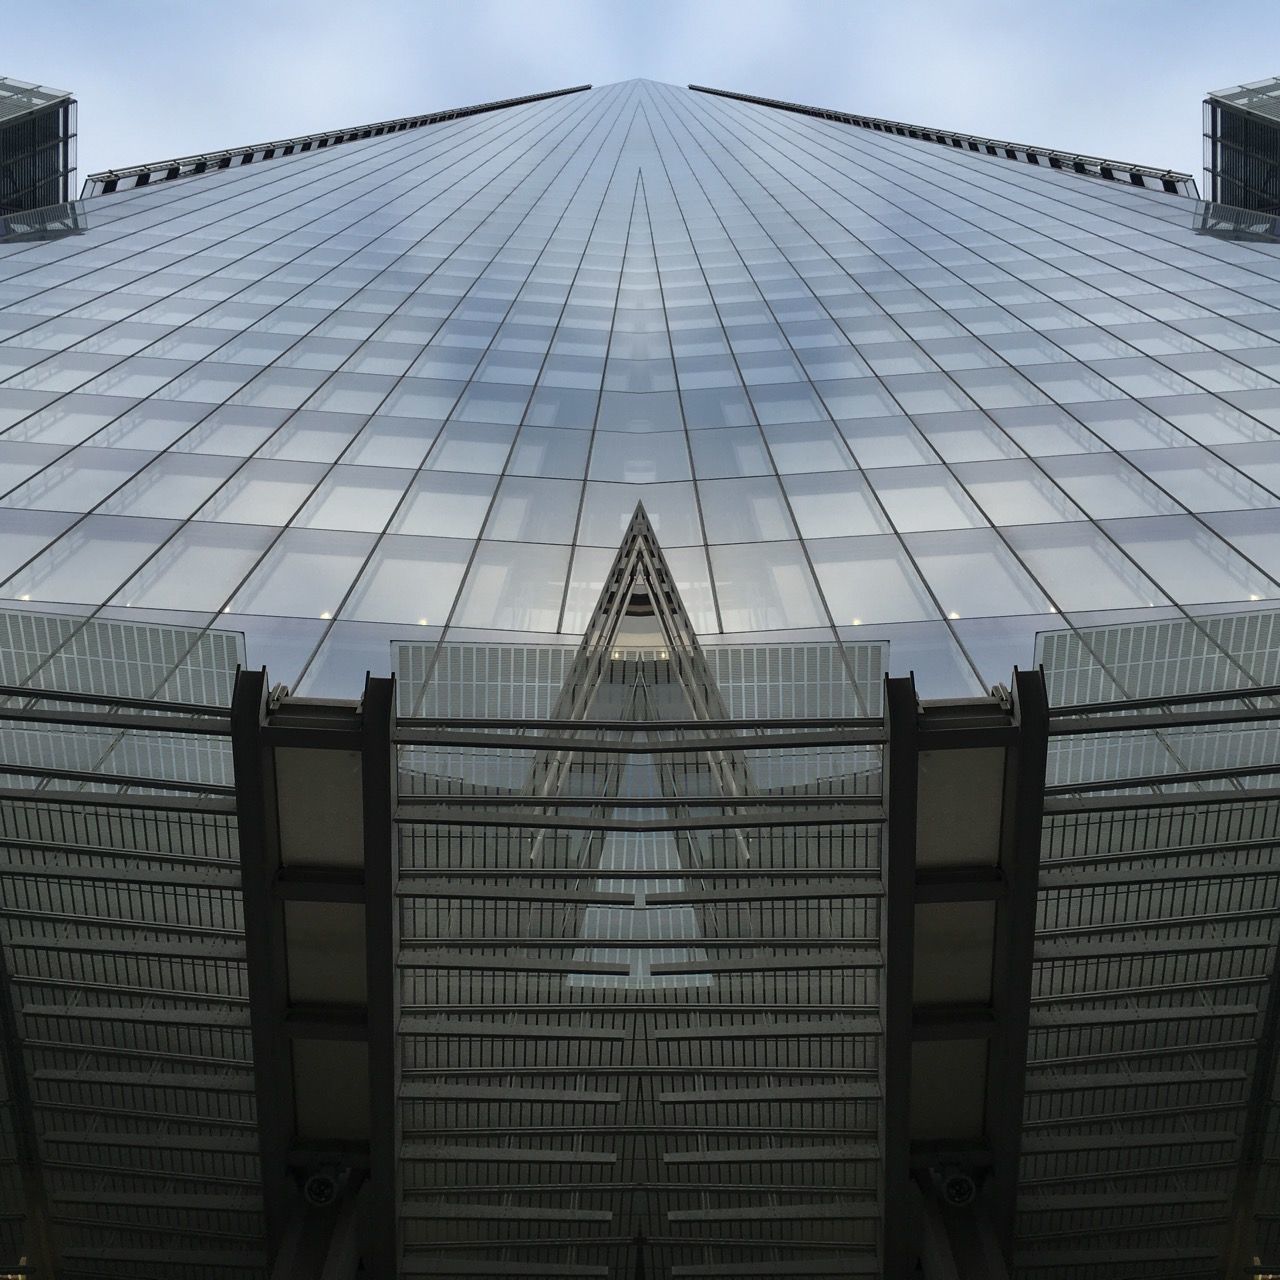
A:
[[8, 0, 1277, 192]]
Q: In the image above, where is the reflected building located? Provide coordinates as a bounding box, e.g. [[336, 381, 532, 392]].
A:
[[0, 79, 1278, 1280]]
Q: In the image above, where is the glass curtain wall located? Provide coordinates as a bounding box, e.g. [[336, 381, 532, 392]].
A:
[[1, 81, 1280, 698]]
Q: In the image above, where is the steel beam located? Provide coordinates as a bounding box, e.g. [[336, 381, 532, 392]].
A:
[[231, 667, 310, 1259], [0, 923, 58, 1278], [360, 676, 397, 1276], [983, 668, 1049, 1261], [882, 675, 919, 1279]]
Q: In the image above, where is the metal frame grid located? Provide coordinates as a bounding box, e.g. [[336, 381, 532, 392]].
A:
[[0, 685, 265, 1279], [0, 640, 1276, 1276]]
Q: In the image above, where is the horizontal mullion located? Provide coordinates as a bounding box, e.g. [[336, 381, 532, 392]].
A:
[[397, 729, 882, 752], [0, 763, 235, 796], [1044, 786, 1280, 813], [0, 705, 231, 736], [395, 792, 876, 807], [0, 784, 236, 813], [394, 807, 883, 830], [0, 683, 231, 718], [401, 937, 874, 950]]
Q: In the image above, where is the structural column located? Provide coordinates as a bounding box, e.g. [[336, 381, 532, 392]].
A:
[[231, 669, 398, 1278], [882, 668, 1049, 1278]]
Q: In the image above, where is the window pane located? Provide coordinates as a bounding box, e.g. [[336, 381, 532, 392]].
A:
[[700, 477, 796, 543], [99, 453, 240, 519], [485, 477, 581, 543], [294, 467, 411, 533], [113, 522, 273, 611], [869, 466, 987, 532], [392, 472, 496, 539], [3, 515, 179, 605], [578, 481, 700, 549], [809, 535, 938, 625], [710, 541, 826, 631], [197, 460, 326, 525], [1102, 515, 1279, 605], [340, 535, 471, 625], [906, 529, 1052, 618], [1040, 454, 1182, 519], [1002, 523, 1169, 611], [783, 471, 891, 538], [451, 540, 571, 632], [952, 460, 1082, 524], [228, 528, 374, 619]]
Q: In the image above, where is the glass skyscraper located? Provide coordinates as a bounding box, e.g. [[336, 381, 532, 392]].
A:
[[0, 79, 1278, 1280]]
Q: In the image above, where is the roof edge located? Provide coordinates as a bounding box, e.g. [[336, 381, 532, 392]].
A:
[[81, 83, 592, 199], [690, 84, 1199, 198]]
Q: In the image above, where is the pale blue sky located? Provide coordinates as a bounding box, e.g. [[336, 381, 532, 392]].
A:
[[8, 0, 1277, 191]]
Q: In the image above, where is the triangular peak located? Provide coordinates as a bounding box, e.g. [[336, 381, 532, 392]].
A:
[[581, 504, 701, 661], [543, 504, 735, 731]]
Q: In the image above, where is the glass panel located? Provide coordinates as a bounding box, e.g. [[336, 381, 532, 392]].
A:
[[0, 441, 62, 494], [507, 426, 591, 478], [783, 471, 891, 538], [688, 426, 772, 478], [1002, 523, 1169, 611], [1040, 454, 1183, 519], [1216, 441, 1280, 497], [1123, 447, 1277, 511], [341, 416, 440, 468], [578, 481, 700, 549], [913, 411, 1024, 462], [699, 477, 796, 543], [763, 422, 852, 473], [906, 529, 1052, 618], [340, 535, 471, 625], [809, 535, 939, 625], [451, 540, 571, 632], [256, 410, 365, 463], [588, 431, 691, 483], [425, 422, 516, 473], [392, 472, 496, 539], [99, 453, 240, 519], [172, 405, 290, 457], [709, 541, 826, 631], [841, 415, 939, 467], [485, 477, 581, 543], [112, 522, 274, 611], [869, 466, 987, 532], [3, 515, 180, 605], [951, 461, 1083, 525], [1204, 509, 1280, 581], [1101, 515, 1279, 605], [293, 467, 411, 533], [197, 459, 327, 525], [0, 508, 77, 582], [1, 447, 153, 513], [989, 406, 1106, 456], [228, 528, 375, 619]]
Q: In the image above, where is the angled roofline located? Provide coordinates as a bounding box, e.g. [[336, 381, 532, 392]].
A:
[[80, 83, 592, 199], [690, 83, 1200, 198], [0, 75, 74, 118], [1206, 74, 1280, 119]]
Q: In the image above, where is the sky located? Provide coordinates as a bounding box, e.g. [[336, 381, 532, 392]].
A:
[[6, 0, 1278, 194]]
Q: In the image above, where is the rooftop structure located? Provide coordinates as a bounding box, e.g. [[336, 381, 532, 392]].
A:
[[1206, 76, 1280, 214], [0, 77, 75, 216], [0, 78, 1278, 1279]]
